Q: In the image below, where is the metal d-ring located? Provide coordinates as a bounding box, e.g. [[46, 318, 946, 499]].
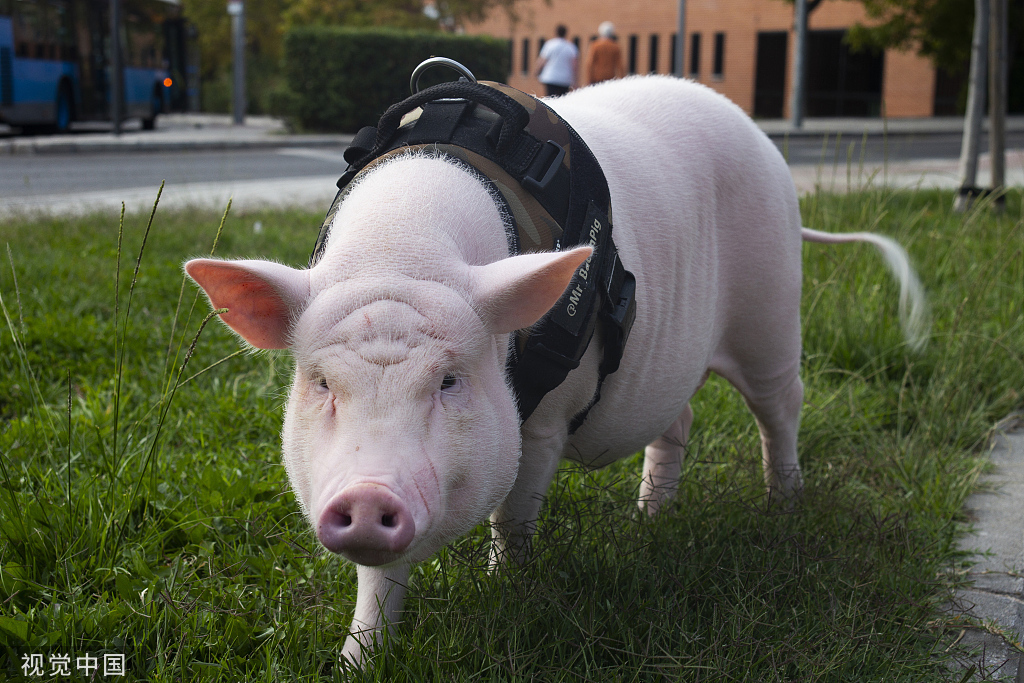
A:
[[410, 57, 477, 95]]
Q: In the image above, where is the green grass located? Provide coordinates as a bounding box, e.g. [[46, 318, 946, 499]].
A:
[[0, 189, 1022, 681]]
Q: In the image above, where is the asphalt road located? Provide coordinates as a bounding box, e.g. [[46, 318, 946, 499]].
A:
[[1, 148, 349, 198], [2, 131, 1022, 212], [770, 130, 1024, 165]]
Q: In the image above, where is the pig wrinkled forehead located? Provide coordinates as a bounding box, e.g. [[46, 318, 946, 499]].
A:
[[290, 279, 487, 358]]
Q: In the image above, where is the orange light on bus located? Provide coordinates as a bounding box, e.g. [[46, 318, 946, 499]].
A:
[[163, 78, 173, 87]]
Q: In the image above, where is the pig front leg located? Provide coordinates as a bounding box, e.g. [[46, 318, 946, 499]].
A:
[[639, 404, 693, 515], [488, 428, 567, 568], [340, 563, 410, 666]]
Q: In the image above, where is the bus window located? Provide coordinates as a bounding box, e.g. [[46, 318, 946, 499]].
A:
[[1, 0, 194, 131]]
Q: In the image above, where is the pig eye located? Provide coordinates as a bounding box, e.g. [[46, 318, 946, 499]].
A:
[[315, 376, 329, 391], [440, 374, 458, 391]]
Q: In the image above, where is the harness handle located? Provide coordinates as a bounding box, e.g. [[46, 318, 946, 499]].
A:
[[410, 57, 477, 94], [369, 81, 530, 161]]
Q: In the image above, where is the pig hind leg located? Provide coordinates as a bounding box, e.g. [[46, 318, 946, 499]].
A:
[[639, 404, 693, 515], [713, 321, 805, 501]]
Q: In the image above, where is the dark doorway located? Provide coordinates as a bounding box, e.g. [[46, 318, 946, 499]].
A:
[[933, 66, 966, 115], [806, 30, 883, 117], [754, 31, 787, 118]]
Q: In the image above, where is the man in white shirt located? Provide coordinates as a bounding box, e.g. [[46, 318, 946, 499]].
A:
[[536, 25, 578, 97]]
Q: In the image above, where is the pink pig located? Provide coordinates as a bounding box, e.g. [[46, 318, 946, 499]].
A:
[[185, 75, 926, 663]]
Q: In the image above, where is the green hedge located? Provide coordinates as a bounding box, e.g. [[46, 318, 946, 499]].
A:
[[283, 27, 511, 133]]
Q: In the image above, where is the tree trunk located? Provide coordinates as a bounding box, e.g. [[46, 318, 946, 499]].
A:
[[989, 0, 1007, 209], [954, 0, 989, 212]]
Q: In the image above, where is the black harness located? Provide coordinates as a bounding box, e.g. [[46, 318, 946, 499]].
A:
[[310, 79, 635, 430]]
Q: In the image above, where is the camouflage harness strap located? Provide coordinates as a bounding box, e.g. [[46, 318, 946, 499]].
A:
[[310, 80, 636, 430]]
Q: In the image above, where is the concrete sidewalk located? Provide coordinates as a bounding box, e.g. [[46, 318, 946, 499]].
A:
[[0, 174, 343, 218], [948, 416, 1024, 682], [788, 150, 1024, 195]]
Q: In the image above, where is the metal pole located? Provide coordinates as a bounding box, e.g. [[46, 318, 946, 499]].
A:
[[675, 0, 686, 77], [229, 0, 245, 125], [790, 0, 807, 128], [110, 0, 122, 135], [989, 0, 1006, 203], [954, 0, 989, 212]]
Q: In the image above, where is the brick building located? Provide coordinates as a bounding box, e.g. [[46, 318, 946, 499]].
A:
[[466, 0, 945, 118]]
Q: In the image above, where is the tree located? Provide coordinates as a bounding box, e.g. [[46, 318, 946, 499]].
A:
[[182, 0, 290, 113], [282, 0, 438, 30], [845, 0, 977, 74], [181, 0, 525, 114], [847, 0, 1023, 115]]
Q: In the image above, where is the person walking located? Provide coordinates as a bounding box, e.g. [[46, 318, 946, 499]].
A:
[[585, 21, 624, 85], [536, 25, 578, 97]]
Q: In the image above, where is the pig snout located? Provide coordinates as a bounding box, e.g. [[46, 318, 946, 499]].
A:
[[317, 483, 415, 566]]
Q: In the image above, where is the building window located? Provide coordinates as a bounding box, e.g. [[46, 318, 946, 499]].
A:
[[628, 34, 638, 74], [649, 34, 659, 73], [689, 32, 701, 77], [521, 38, 530, 75], [670, 33, 679, 76], [538, 37, 546, 54], [712, 32, 725, 79], [806, 30, 884, 117], [754, 31, 788, 118], [573, 36, 580, 51]]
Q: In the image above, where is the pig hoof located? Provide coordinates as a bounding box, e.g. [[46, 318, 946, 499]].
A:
[[765, 484, 804, 510], [339, 636, 375, 673], [340, 635, 364, 664], [318, 484, 415, 565]]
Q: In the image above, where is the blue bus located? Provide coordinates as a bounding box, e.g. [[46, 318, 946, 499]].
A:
[[0, 0, 196, 133]]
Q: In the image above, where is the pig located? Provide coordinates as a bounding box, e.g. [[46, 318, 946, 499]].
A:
[[184, 75, 926, 664]]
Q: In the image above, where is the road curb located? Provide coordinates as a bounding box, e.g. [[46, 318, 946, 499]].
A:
[[0, 134, 353, 155], [3, 115, 1023, 153], [759, 115, 1024, 138]]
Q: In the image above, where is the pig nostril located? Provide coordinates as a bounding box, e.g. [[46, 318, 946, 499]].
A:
[[318, 485, 415, 563]]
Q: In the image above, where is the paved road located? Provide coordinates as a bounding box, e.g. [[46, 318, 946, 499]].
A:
[[4, 131, 1022, 198], [1, 147, 349, 217], [1, 148, 348, 198], [2, 125, 1022, 217], [770, 130, 1024, 166]]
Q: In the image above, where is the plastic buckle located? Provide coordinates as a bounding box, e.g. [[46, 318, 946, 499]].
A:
[[599, 253, 636, 376], [522, 140, 566, 194], [336, 166, 358, 191]]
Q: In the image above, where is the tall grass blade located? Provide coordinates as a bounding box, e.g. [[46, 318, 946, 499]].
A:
[[112, 307, 227, 556], [6, 243, 24, 333], [163, 198, 232, 388], [112, 183, 163, 473]]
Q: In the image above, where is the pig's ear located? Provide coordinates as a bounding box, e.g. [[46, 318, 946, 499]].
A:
[[184, 259, 310, 349], [471, 246, 592, 334]]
